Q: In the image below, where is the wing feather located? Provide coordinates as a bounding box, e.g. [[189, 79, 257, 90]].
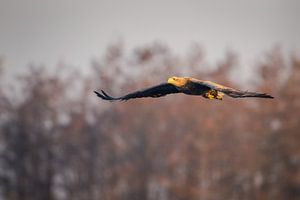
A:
[[196, 80, 274, 99], [219, 89, 274, 98], [94, 83, 180, 101]]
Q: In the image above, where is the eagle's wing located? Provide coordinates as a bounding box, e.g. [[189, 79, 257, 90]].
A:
[[199, 80, 274, 99], [94, 83, 181, 101]]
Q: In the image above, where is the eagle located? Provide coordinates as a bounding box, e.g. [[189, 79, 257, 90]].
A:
[[94, 76, 274, 101]]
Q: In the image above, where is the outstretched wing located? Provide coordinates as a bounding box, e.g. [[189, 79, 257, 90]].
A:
[[94, 83, 181, 101], [199, 80, 274, 99]]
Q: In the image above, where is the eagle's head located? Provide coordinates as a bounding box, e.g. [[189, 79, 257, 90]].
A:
[[167, 76, 188, 87]]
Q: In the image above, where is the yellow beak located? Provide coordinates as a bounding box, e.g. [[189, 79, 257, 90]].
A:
[[167, 78, 175, 85]]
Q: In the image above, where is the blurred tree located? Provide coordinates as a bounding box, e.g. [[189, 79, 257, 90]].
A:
[[0, 43, 299, 200]]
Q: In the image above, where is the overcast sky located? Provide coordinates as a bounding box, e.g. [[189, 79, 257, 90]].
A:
[[0, 0, 299, 75]]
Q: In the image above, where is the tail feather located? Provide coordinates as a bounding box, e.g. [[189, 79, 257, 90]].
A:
[[226, 90, 274, 99]]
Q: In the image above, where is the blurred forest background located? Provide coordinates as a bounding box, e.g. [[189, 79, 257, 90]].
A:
[[0, 42, 300, 200]]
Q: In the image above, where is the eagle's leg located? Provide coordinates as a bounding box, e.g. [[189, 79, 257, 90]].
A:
[[216, 91, 224, 100], [203, 90, 216, 99], [203, 90, 224, 100]]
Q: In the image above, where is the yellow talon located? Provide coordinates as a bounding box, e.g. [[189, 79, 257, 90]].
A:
[[204, 90, 224, 100], [207, 94, 215, 99], [204, 91, 214, 99], [216, 92, 224, 100]]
